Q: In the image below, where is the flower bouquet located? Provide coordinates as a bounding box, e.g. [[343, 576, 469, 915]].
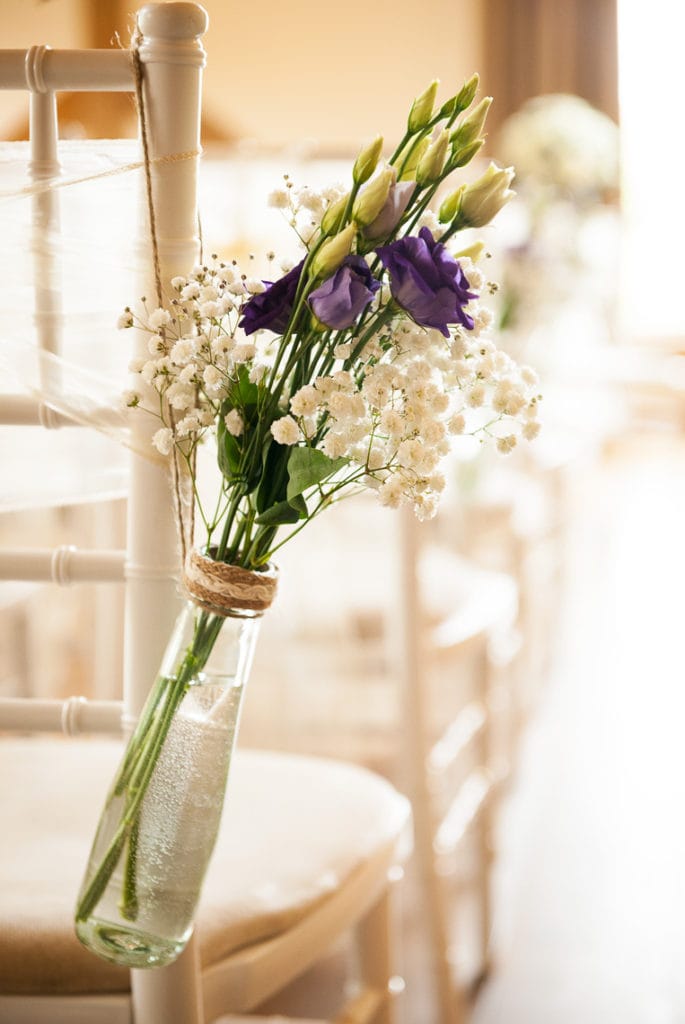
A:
[[74, 75, 540, 968]]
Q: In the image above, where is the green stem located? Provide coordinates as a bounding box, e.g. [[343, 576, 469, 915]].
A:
[[75, 610, 225, 925]]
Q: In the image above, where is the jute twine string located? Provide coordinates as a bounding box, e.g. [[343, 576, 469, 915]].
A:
[[0, 149, 200, 203], [131, 38, 195, 566], [131, 40, 276, 614], [184, 550, 278, 615]]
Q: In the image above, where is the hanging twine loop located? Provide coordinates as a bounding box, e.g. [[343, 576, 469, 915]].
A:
[[130, 36, 195, 565], [183, 549, 279, 616]]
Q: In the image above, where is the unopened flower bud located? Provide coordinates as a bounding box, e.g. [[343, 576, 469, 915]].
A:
[[310, 223, 357, 278], [438, 185, 465, 223], [352, 166, 394, 226], [408, 80, 439, 132], [416, 128, 450, 184], [460, 163, 516, 228], [450, 138, 484, 169], [321, 192, 350, 234], [398, 136, 429, 181], [353, 135, 384, 185], [450, 97, 492, 149], [454, 73, 480, 114]]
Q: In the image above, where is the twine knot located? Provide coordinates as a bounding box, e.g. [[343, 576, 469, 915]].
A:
[[183, 549, 278, 615]]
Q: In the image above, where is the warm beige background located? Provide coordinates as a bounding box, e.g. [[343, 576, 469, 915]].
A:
[[0, 0, 485, 152]]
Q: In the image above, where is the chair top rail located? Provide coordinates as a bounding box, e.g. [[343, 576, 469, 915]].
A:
[[0, 49, 134, 93]]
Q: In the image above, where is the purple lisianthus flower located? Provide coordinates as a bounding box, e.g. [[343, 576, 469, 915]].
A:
[[308, 255, 381, 330], [376, 227, 478, 337], [363, 181, 416, 240], [239, 260, 304, 335]]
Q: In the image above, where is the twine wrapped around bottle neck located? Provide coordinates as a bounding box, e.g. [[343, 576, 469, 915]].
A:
[[183, 549, 278, 616]]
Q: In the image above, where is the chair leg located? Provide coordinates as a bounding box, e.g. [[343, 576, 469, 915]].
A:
[[355, 886, 396, 1024], [131, 932, 204, 1024]]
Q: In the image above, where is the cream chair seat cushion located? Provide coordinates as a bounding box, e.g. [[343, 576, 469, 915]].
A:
[[0, 737, 410, 995]]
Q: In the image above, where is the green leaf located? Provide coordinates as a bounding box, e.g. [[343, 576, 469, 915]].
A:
[[286, 446, 348, 501], [255, 494, 307, 526], [255, 434, 290, 514], [216, 415, 241, 479], [229, 364, 259, 410]]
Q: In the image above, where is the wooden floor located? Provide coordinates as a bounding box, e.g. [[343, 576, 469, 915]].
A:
[[472, 441, 685, 1024]]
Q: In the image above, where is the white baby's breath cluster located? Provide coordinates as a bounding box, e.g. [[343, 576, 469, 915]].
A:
[[121, 248, 539, 522], [268, 175, 347, 246]]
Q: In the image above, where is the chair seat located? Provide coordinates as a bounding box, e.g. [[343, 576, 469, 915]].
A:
[[0, 737, 411, 996]]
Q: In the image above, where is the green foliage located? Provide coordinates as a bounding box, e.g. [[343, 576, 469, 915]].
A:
[[286, 446, 348, 501]]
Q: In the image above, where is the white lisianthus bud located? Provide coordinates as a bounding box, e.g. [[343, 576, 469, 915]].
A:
[[438, 185, 466, 224], [416, 129, 450, 184], [460, 163, 516, 228], [398, 136, 429, 182], [321, 192, 350, 235], [352, 167, 395, 227], [454, 73, 479, 113], [310, 223, 356, 278], [353, 135, 384, 185], [408, 80, 439, 131], [450, 97, 492, 149]]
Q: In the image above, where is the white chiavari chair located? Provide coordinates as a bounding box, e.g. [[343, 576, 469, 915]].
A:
[[0, 5, 411, 1023], [395, 508, 518, 1024]]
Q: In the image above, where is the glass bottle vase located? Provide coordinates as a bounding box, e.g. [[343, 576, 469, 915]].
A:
[[74, 599, 260, 969]]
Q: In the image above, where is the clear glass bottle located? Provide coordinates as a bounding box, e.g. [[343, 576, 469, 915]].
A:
[[75, 600, 260, 968]]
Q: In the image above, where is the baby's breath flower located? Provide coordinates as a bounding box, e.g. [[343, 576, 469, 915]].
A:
[[171, 276, 186, 291], [123, 390, 139, 407], [290, 385, 320, 417], [203, 365, 225, 394], [334, 343, 352, 359], [152, 427, 174, 456], [176, 414, 201, 436], [467, 384, 486, 407], [245, 278, 267, 295], [181, 282, 201, 301], [268, 188, 290, 209], [496, 434, 517, 454], [448, 413, 466, 434], [522, 420, 541, 441], [224, 409, 244, 436], [232, 342, 256, 363], [117, 310, 134, 329], [271, 416, 300, 445], [148, 308, 172, 330]]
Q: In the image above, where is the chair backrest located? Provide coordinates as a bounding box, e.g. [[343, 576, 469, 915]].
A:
[[0, 1, 206, 723], [0, 6, 210, 1022]]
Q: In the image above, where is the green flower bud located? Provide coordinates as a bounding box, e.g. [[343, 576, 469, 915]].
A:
[[352, 135, 384, 185], [455, 73, 479, 113], [460, 163, 515, 228], [450, 97, 492, 149], [416, 128, 450, 185], [310, 223, 357, 278], [321, 192, 350, 235], [408, 80, 439, 132], [398, 136, 429, 181], [450, 138, 484, 169], [352, 167, 395, 226], [438, 185, 465, 223]]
